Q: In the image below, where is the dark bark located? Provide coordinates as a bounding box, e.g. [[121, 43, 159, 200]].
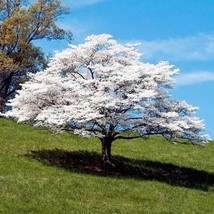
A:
[[101, 137, 112, 162], [100, 137, 115, 175], [0, 71, 14, 112]]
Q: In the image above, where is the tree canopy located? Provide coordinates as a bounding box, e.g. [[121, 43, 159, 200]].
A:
[[0, 0, 72, 111], [4, 34, 209, 164]]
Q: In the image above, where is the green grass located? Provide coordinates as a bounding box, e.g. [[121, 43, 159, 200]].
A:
[[0, 119, 214, 214]]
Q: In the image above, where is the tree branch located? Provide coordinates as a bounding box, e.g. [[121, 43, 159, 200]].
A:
[[87, 67, 94, 79], [115, 134, 148, 140]]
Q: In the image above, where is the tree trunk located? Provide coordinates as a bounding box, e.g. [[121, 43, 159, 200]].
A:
[[101, 138, 112, 163], [0, 71, 14, 112], [100, 137, 115, 175], [0, 102, 5, 112]]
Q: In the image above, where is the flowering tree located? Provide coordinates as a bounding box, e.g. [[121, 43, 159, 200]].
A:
[[0, 0, 72, 111], [5, 34, 209, 165]]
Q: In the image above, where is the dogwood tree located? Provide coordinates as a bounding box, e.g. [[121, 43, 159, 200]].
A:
[[5, 34, 209, 164]]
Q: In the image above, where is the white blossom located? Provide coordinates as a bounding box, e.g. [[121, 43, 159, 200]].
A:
[[4, 34, 209, 145]]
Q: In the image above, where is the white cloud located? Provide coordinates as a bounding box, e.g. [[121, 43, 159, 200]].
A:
[[138, 33, 214, 61], [64, 0, 108, 8], [175, 71, 214, 86]]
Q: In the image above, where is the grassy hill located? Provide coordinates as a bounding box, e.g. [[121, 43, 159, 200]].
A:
[[0, 119, 214, 214]]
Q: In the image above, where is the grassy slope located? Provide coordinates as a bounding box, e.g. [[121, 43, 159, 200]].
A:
[[0, 119, 214, 214]]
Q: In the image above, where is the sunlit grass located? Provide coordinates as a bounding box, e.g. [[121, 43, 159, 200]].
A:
[[0, 119, 214, 213]]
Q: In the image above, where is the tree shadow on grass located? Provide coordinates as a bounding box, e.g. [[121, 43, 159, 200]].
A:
[[26, 149, 214, 191]]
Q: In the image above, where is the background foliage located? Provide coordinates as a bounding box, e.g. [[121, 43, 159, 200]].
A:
[[0, 0, 72, 111]]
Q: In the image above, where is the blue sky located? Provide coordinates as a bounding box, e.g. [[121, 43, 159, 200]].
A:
[[38, 0, 214, 139]]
